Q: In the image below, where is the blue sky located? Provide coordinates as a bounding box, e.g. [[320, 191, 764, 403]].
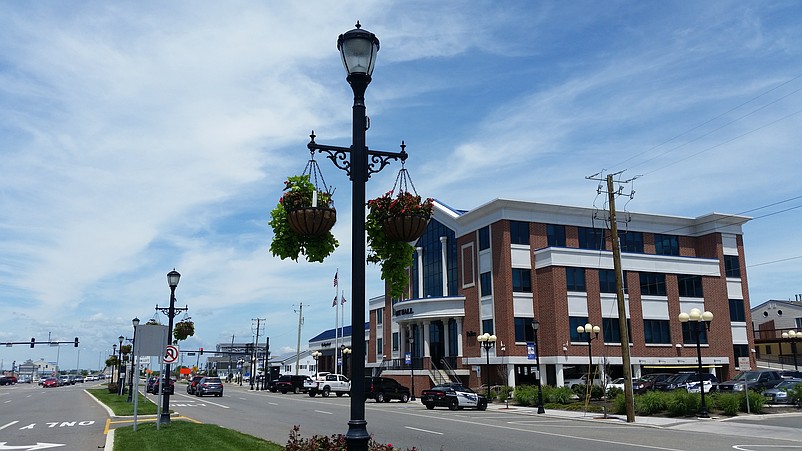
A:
[[1, 1, 801, 372]]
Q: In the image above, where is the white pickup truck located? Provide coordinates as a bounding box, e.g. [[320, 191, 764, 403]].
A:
[[308, 373, 351, 397]]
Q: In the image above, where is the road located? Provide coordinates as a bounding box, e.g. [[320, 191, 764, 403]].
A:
[[0, 382, 107, 450]]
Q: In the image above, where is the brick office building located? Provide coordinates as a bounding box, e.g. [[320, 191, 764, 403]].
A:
[[367, 198, 753, 391]]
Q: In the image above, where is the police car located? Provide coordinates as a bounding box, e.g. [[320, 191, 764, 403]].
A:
[[421, 383, 488, 411]]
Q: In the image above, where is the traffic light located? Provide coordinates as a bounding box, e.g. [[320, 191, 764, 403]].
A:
[[30, 338, 35, 348], [74, 337, 79, 348], [199, 347, 203, 355]]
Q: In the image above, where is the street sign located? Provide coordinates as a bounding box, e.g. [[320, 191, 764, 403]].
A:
[[526, 342, 536, 360], [738, 356, 751, 370], [163, 345, 179, 364]]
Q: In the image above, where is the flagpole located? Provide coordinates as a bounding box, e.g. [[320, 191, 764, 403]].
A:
[[334, 270, 339, 375]]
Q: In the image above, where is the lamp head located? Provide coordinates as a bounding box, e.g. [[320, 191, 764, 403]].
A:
[[337, 22, 380, 77], [782, 332, 789, 339], [167, 269, 181, 288], [132, 317, 140, 327], [689, 308, 702, 321], [531, 319, 540, 331], [678, 312, 690, 323], [488, 334, 497, 343], [576, 325, 585, 334], [592, 325, 601, 334], [702, 310, 713, 322], [477, 333, 488, 343], [118, 335, 124, 344]]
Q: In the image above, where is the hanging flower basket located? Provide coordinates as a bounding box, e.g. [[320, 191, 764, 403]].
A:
[[269, 174, 339, 263], [173, 320, 195, 342], [382, 213, 430, 242]]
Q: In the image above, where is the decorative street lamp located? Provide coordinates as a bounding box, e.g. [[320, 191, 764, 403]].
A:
[[117, 335, 124, 395], [156, 269, 183, 424], [407, 333, 417, 401], [342, 346, 352, 378], [305, 22, 409, 451], [781, 330, 799, 371], [679, 308, 713, 418], [531, 320, 545, 414], [312, 350, 322, 375], [477, 333, 497, 399], [576, 322, 601, 393], [127, 317, 140, 402], [112, 344, 117, 383]]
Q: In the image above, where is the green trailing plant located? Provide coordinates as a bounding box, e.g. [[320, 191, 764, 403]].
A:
[[269, 175, 338, 263], [366, 191, 433, 298], [173, 320, 195, 342]]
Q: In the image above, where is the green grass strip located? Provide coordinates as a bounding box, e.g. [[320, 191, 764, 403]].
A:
[[113, 421, 283, 451], [86, 387, 159, 416]]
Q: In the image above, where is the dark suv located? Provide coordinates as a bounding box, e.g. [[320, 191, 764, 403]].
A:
[[654, 372, 718, 391], [364, 377, 411, 403], [274, 375, 312, 394], [187, 375, 204, 395], [718, 370, 783, 392], [632, 373, 673, 393]]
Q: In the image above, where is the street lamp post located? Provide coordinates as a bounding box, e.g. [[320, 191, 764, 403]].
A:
[[112, 344, 117, 383], [531, 320, 545, 414], [305, 22, 409, 451], [127, 317, 140, 402], [312, 350, 322, 375], [342, 347, 352, 378], [576, 323, 601, 394], [156, 269, 182, 424], [407, 334, 415, 401], [117, 336, 124, 395], [679, 308, 713, 418], [781, 330, 800, 371], [477, 333, 497, 399]]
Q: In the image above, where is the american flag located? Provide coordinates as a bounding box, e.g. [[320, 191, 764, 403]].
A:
[[332, 295, 338, 307], [333, 270, 338, 288], [341, 294, 346, 305]]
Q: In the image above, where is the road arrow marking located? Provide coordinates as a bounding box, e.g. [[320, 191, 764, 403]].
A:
[[0, 443, 65, 450]]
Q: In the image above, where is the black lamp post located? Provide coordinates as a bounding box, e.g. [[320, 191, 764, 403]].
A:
[[305, 22, 410, 451], [531, 320, 545, 414], [679, 308, 713, 418], [342, 346, 352, 378], [408, 333, 415, 401], [112, 344, 117, 383], [312, 350, 321, 375], [156, 269, 182, 424], [127, 317, 140, 402], [781, 330, 800, 371], [477, 333, 497, 399], [117, 336, 124, 395], [576, 322, 600, 392]]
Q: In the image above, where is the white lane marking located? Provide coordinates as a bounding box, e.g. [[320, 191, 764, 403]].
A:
[[733, 446, 802, 450], [314, 410, 333, 415], [0, 421, 19, 431], [405, 426, 443, 435], [268, 402, 279, 406], [239, 398, 247, 400]]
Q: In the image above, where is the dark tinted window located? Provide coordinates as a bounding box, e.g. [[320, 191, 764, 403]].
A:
[[510, 221, 529, 245], [566, 267, 586, 292], [619, 231, 643, 253], [724, 255, 741, 278], [578, 227, 606, 250], [677, 275, 703, 297], [547, 224, 566, 247], [639, 272, 666, 296], [479, 227, 490, 250], [512, 268, 532, 292], [654, 234, 679, 256]]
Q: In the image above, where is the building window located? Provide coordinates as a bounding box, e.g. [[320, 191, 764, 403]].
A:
[[578, 227, 606, 250], [392, 332, 399, 351], [724, 255, 741, 278], [510, 221, 529, 245], [765, 345, 772, 355], [643, 319, 671, 344], [514, 318, 536, 342], [677, 274, 703, 298], [681, 322, 708, 345], [733, 344, 749, 360], [569, 316, 589, 342], [413, 219, 459, 298], [512, 268, 532, 292], [639, 272, 666, 296], [448, 319, 458, 357], [547, 224, 566, 247], [566, 267, 586, 292], [376, 307, 383, 325], [602, 318, 631, 343], [654, 234, 679, 256], [377, 338, 383, 355], [729, 299, 746, 322], [599, 269, 623, 294], [480, 271, 492, 296], [479, 226, 490, 251], [482, 319, 494, 335], [619, 231, 644, 253]]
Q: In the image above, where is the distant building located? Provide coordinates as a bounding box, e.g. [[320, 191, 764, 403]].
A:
[[751, 299, 802, 367], [17, 359, 57, 379]]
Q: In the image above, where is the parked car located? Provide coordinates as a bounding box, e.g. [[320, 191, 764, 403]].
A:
[[781, 370, 802, 379], [195, 377, 224, 397], [274, 375, 313, 394], [309, 373, 351, 397], [686, 374, 719, 394], [187, 375, 204, 395], [633, 373, 674, 393], [146, 376, 175, 395], [763, 378, 801, 405], [364, 377, 410, 403], [421, 383, 487, 411], [0, 375, 17, 385], [718, 370, 784, 392], [73, 376, 84, 383], [563, 374, 610, 389], [18, 375, 32, 384], [42, 378, 59, 388]]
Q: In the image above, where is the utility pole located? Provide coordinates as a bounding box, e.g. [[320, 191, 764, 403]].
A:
[[252, 318, 265, 390], [228, 334, 234, 382], [587, 171, 636, 423], [295, 303, 303, 375]]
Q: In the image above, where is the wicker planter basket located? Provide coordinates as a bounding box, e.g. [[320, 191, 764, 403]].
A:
[[287, 207, 337, 237], [381, 214, 429, 242]]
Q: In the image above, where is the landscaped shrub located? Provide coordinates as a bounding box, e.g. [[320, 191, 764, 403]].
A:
[[543, 385, 574, 404], [788, 382, 802, 406], [496, 385, 513, 403], [740, 391, 765, 414], [612, 393, 627, 415], [665, 391, 698, 417], [286, 425, 422, 451], [513, 384, 536, 406], [635, 390, 670, 416], [713, 393, 740, 416], [572, 384, 605, 401], [606, 386, 623, 400]]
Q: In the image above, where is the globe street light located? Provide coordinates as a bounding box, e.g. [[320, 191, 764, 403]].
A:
[[477, 333, 497, 399], [312, 350, 322, 375], [127, 317, 140, 402], [117, 335, 124, 395], [531, 320, 545, 414], [305, 22, 409, 451], [407, 334, 415, 401], [679, 308, 713, 418], [781, 330, 800, 371], [156, 269, 182, 424], [112, 344, 117, 383], [342, 347, 352, 378], [576, 323, 601, 393]]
